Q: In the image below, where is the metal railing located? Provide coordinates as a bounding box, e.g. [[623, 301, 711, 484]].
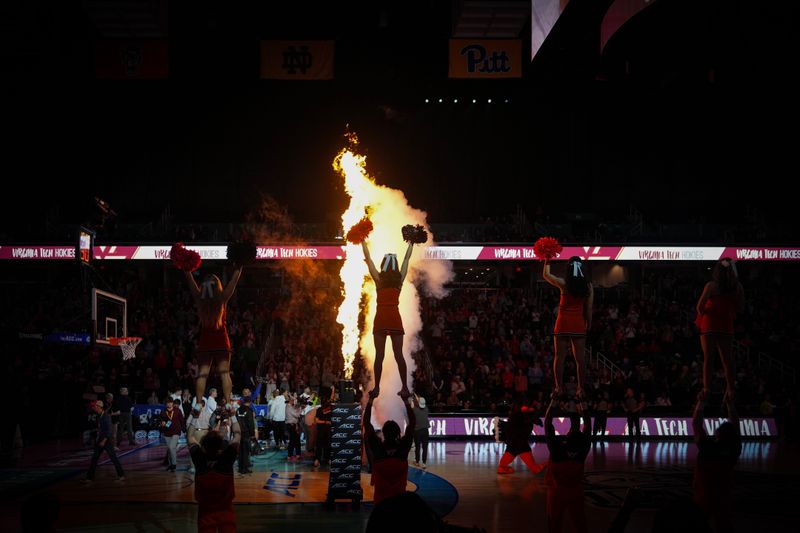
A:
[[587, 348, 623, 380]]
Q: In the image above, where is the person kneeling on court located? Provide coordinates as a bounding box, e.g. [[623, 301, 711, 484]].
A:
[[364, 395, 416, 505], [188, 414, 241, 532]]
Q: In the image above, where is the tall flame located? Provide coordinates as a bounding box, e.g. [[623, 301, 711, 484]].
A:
[[334, 135, 453, 428]]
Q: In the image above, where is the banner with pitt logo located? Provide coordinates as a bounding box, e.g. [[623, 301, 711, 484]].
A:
[[261, 40, 335, 80], [327, 403, 362, 501], [449, 39, 522, 78]]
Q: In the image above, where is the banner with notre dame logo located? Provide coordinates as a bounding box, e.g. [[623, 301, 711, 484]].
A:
[[95, 39, 169, 79], [261, 40, 334, 80], [448, 39, 521, 79], [326, 403, 362, 502]]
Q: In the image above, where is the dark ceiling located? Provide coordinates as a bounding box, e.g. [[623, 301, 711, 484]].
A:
[[2, 0, 795, 233]]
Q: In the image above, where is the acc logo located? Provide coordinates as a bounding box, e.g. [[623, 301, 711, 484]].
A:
[[331, 441, 342, 448], [331, 458, 347, 464], [352, 429, 361, 436], [331, 417, 342, 424], [339, 423, 355, 429], [330, 467, 341, 474], [345, 439, 361, 446], [346, 414, 361, 420], [346, 488, 362, 496], [339, 448, 356, 455], [333, 408, 349, 414], [332, 432, 348, 439], [346, 464, 362, 472], [330, 482, 348, 489], [338, 473, 356, 480]]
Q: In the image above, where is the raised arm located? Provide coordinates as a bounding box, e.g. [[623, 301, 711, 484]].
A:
[[545, 398, 556, 439], [229, 417, 241, 446], [692, 392, 706, 443], [187, 425, 200, 446], [222, 266, 243, 304], [362, 241, 381, 283], [363, 399, 375, 440], [404, 396, 416, 436], [584, 283, 594, 330], [400, 242, 414, 284], [184, 271, 201, 302], [577, 399, 592, 436], [542, 259, 565, 289], [725, 396, 739, 432]]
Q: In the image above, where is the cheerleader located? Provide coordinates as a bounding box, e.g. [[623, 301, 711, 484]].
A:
[[184, 267, 242, 412], [695, 258, 744, 402], [543, 257, 593, 399], [362, 240, 414, 399]]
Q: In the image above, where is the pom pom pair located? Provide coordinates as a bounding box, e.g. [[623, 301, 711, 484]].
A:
[[534, 237, 562, 260], [402, 224, 428, 244], [171, 243, 202, 272], [346, 217, 373, 244]]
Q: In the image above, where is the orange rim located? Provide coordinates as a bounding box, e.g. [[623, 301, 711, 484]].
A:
[[109, 337, 142, 346]]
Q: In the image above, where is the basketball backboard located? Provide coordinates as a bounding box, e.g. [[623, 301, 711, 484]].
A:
[[92, 288, 127, 345]]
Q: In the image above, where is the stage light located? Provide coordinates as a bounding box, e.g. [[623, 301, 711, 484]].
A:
[[487, 98, 492, 103], [472, 99, 477, 103], [454, 98, 458, 103], [425, 98, 429, 103], [504, 99, 509, 103], [438, 98, 443, 103]]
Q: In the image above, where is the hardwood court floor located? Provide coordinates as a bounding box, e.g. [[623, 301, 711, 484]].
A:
[[1, 438, 799, 532]]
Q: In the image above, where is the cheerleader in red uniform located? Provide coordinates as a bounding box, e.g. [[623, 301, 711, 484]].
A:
[[695, 258, 744, 401], [362, 240, 414, 399], [543, 257, 593, 398], [185, 267, 242, 411]]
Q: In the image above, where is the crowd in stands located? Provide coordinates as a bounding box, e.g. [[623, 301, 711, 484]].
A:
[[1, 258, 797, 450]]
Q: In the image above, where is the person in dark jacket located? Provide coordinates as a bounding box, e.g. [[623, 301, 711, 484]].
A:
[[236, 396, 256, 474], [82, 400, 125, 482]]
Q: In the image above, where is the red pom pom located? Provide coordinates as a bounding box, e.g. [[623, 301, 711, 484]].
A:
[[171, 243, 202, 272], [346, 217, 373, 244], [534, 237, 563, 260]]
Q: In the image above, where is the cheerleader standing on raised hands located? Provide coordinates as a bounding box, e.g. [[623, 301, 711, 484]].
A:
[[695, 258, 744, 402], [184, 267, 242, 412], [543, 256, 593, 399], [362, 238, 414, 399]]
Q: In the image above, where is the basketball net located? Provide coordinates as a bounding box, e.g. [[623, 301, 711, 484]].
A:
[[110, 337, 142, 360]]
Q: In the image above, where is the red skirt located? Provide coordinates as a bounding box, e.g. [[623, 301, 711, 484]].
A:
[[198, 327, 231, 353], [374, 306, 404, 335]]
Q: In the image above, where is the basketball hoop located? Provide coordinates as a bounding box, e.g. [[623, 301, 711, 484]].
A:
[[109, 337, 142, 360]]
